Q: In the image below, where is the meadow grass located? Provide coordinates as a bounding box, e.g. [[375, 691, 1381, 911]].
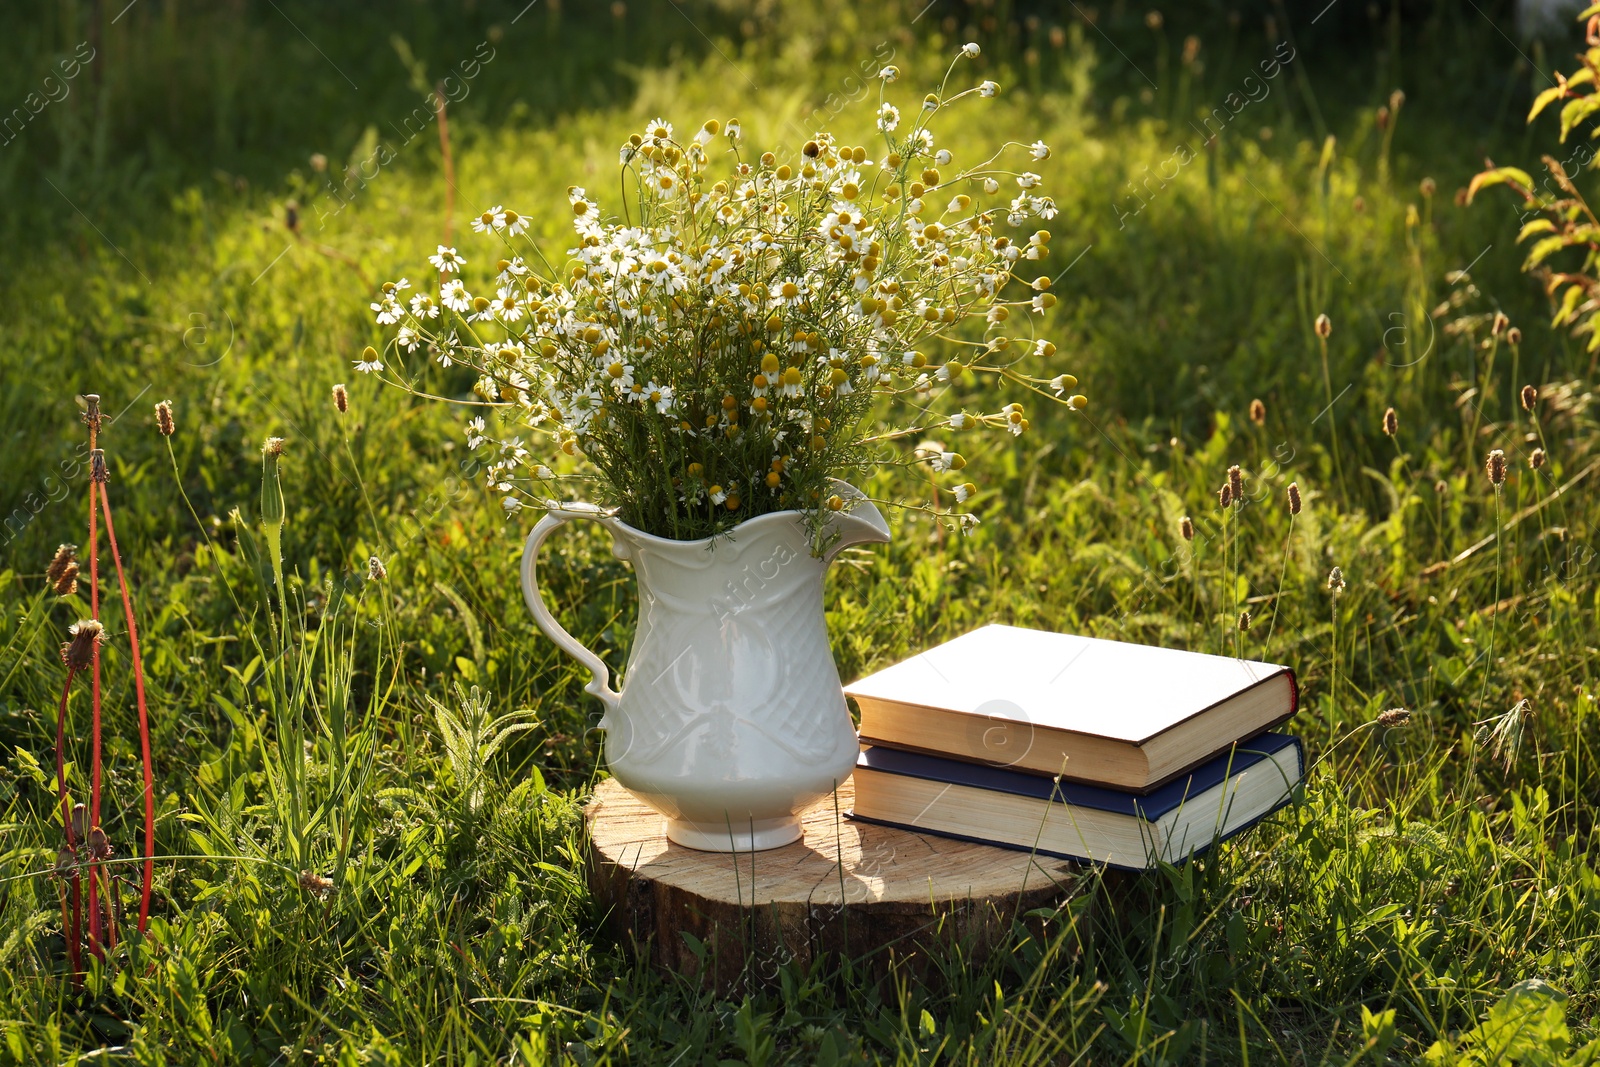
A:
[[1, 2, 1598, 1063]]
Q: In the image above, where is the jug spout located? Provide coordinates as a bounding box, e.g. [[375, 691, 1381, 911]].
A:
[[821, 481, 890, 562]]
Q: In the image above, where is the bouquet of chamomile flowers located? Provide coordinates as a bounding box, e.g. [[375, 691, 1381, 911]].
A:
[[361, 43, 1086, 547]]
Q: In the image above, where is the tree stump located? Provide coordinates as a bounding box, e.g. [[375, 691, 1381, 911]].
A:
[[585, 778, 1083, 990]]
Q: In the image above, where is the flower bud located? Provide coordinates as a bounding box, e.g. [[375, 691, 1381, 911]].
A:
[[261, 437, 287, 528]]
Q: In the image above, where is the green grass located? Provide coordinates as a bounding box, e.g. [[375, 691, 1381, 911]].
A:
[[2, 1, 1599, 1062]]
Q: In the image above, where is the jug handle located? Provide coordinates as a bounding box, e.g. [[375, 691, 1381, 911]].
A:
[[520, 504, 623, 718]]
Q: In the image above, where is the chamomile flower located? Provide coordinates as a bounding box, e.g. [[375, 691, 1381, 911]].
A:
[[429, 245, 466, 273], [878, 65, 900, 81], [371, 295, 403, 325], [440, 278, 473, 313], [472, 205, 506, 233], [1017, 172, 1042, 189], [646, 382, 674, 413], [978, 80, 999, 97], [771, 277, 807, 307], [962, 42, 981, 57], [354, 349, 384, 374], [642, 118, 673, 146], [367, 103, 1086, 542]]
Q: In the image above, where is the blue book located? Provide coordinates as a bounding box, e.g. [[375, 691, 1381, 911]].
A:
[[848, 733, 1303, 870]]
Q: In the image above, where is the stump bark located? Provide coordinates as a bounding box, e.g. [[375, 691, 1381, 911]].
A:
[[585, 778, 1083, 990]]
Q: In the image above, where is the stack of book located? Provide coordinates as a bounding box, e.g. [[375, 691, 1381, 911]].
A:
[[843, 625, 1303, 870]]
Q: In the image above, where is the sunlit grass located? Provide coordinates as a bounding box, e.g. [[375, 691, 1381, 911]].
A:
[[1, 2, 1597, 1063]]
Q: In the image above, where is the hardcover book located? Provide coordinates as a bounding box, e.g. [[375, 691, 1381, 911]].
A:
[[849, 732, 1304, 870], [845, 624, 1298, 790]]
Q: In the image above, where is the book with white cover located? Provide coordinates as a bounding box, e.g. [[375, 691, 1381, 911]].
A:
[[845, 624, 1298, 791], [849, 733, 1304, 870]]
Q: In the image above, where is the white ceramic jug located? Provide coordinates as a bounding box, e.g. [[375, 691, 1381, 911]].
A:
[[521, 483, 890, 851]]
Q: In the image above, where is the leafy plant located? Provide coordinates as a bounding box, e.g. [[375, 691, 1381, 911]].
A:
[[427, 681, 540, 818]]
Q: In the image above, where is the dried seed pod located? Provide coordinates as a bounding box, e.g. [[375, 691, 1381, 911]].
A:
[[299, 870, 335, 897], [1530, 448, 1546, 470], [1286, 481, 1302, 515], [332, 383, 349, 414], [1314, 313, 1332, 339], [60, 619, 105, 671], [1382, 407, 1398, 437], [90, 449, 108, 484], [53, 560, 80, 597], [1506, 326, 1522, 345], [1521, 384, 1537, 412], [1228, 464, 1244, 502], [154, 399, 175, 437], [1491, 311, 1509, 337], [1327, 566, 1346, 596], [1218, 483, 1233, 508], [368, 556, 387, 581], [1238, 610, 1251, 631], [1180, 516, 1194, 541], [1377, 707, 1411, 727], [1485, 448, 1506, 486], [1249, 398, 1266, 426], [47, 545, 79, 596]]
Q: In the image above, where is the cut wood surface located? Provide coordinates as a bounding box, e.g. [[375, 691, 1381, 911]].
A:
[[586, 777, 1083, 989]]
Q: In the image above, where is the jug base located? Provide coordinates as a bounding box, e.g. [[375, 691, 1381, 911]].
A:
[[666, 814, 803, 852]]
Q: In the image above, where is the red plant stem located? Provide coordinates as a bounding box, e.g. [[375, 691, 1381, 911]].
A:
[[54, 666, 82, 979], [88, 483, 104, 954], [97, 482, 155, 933]]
